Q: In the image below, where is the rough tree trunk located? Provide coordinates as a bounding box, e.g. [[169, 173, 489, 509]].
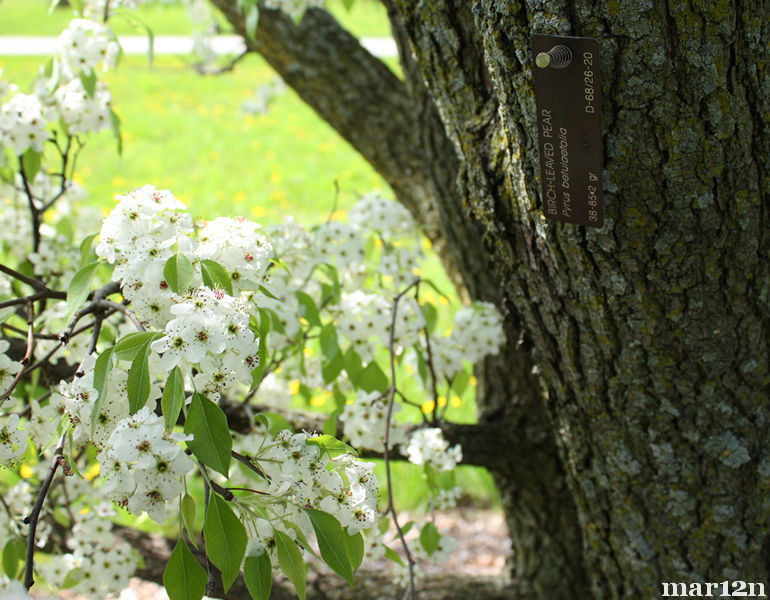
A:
[[208, 1, 769, 598]]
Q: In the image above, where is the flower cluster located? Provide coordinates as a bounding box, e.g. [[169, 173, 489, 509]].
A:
[[0, 577, 27, 600], [55, 78, 112, 135], [151, 287, 260, 400], [348, 192, 418, 240], [333, 291, 425, 353], [430, 301, 506, 380], [0, 341, 21, 395], [196, 217, 272, 294], [83, 0, 140, 20], [57, 355, 131, 446], [315, 221, 365, 271], [57, 18, 119, 78], [98, 407, 194, 522], [39, 505, 137, 599], [0, 93, 49, 155], [406, 427, 462, 473], [95, 185, 193, 327], [234, 429, 379, 536], [341, 390, 409, 453], [0, 415, 28, 468]]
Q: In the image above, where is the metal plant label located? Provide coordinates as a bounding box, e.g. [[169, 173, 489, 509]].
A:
[[532, 34, 603, 227]]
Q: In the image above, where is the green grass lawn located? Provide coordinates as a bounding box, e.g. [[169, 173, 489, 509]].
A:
[[0, 0, 392, 38], [0, 8, 499, 509]]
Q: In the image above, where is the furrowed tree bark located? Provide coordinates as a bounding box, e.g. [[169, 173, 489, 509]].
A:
[[207, 3, 590, 596], [207, 1, 769, 598], [383, 1, 770, 599]]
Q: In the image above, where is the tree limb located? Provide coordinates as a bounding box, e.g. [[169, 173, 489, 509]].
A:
[[206, 2, 453, 262], [221, 400, 517, 472]]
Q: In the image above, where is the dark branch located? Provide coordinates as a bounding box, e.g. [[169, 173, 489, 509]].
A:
[[221, 400, 513, 472], [207, 1, 442, 231]]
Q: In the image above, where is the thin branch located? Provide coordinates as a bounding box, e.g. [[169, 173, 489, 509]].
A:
[[0, 289, 67, 311], [18, 159, 41, 254], [192, 49, 249, 75], [231, 450, 268, 479], [0, 302, 36, 403], [0, 264, 48, 292], [383, 278, 421, 600], [23, 432, 69, 590], [41, 135, 73, 211], [1, 322, 60, 341]]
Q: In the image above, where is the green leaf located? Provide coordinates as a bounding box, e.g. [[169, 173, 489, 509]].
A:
[[322, 408, 342, 436], [358, 361, 389, 393], [383, 545, 404, 567], [274, 530, 307, 600], [21, 147, 42, 181], [415, 346, 428, 383], [345, 532, 365, 571], [296, 291, 321, 327], [200, 259, 233, 295], [341, 0, 355, 9], [257, 284, 279, 300], [421, 301, 438, 334], [62, 567, 86, 589], [400, 521, 415, 537], [451, 369, 471, 398], [321, 350, 344, 384], [65, 261, 99, 322], [181, 492, 197, 545], [306, 434, 357, 457], [419, 522, 440, 556], [319, 322, 339, 360], [424, 463, 440, 493], [80, 71, 97, 96], [164, 539, 207, 600], [205, 493, 248, 592], [261, 307, 285, 334], [262, 412, 291, 436], [79, 232, 98, 266], [184, 393, 232, 476], [110, 108, 123, 155], [244, 553, 272, 600], [90, 346, 115, 436], [113, 331, 163, 361], [306, 509, 354, 584], [164, 253, 194, 294], [127, 339, 153, 414], [161, 367, 185, 431], [2, 538, 24, 578], [343, 348, 363, 382]]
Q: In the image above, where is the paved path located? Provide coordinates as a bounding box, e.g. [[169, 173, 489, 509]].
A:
[[0, 35, 398, 57]]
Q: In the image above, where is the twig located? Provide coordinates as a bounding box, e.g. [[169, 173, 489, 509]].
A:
[[0, 302, 36, 403], [18, 160, 41, 254], [0, 289, 67, 311], [92, 300, 145, 333], [23, 432, 69, 590], [0, 264, 48, 292], [193, 49, 249, 75], [231, 450, 268, 479], [225, 486, 271, 496], [383, 278, 420, 600]]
